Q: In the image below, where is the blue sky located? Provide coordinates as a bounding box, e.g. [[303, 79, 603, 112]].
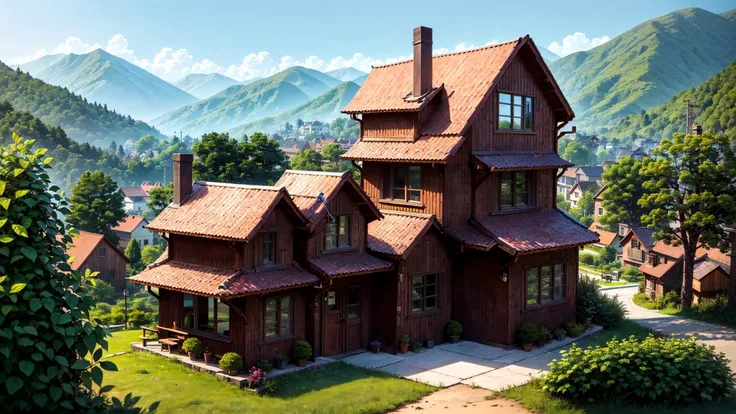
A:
[[1, 0, 732, 81]]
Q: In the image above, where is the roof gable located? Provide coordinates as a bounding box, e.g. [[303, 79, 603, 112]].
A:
[[367, 211, 438, 258], [64, 230, 127, 270], [112, 215, 148, 233], [620, 227, 656, 249]]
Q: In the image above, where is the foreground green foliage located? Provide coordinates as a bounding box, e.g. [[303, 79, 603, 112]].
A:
[[219, 352, 244, 375], [543, 335, 734, 405], [577, 277, 626, 329]]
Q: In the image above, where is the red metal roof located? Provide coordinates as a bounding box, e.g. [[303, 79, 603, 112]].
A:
[[309, 252, 393, 278], [443, 223, 498, 251], [473, 152, 573, 171], [112, 215, 147, 233], [474, 210, 599, 254], [62, 230, 127, 270], [639, 258, 679, 279], [129, 261, 319, 298], [367, 211, 436, 258], [342, 135, 465, 163], [146, 181, 306, 242]]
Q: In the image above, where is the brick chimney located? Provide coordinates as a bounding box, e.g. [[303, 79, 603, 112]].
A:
[[172, 153, 193, 207], [413, 26, 433, 97], [692, 124, 703, 135]]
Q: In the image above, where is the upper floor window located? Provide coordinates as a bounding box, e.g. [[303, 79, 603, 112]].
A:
[[500, 171, 530, 210], [262, 232, 277, 265], [97, 247, 107, 258], [498, 93, 533, 130], [631, 239, 640, 249], [325, 215, 351, 250], [384, 165, 421, 204]]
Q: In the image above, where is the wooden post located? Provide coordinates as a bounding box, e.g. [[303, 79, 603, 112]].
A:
[[727, 226, 736, 310]]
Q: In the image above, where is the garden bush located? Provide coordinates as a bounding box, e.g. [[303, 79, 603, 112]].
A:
[[579, 253, 596, 266], [577, 276, 626, 328], [623, 266, 643, 282], [292, 340, 312, 361], [565, 323, 586, 337], [256, 359, 273, 373], [445, 320, 463, 337], [518, 323, 539, 344], [542, 335, 734, 405], [182, 338, 203, 356], [655, 291, 680, 310], [219, 352, 243, 375]]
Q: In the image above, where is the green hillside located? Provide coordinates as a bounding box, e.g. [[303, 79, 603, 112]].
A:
[[721, 8, 736, 22], [605, 62, 736, 142], [151, 66, 334, 136], [229, 81, 360, 137], [549, 7, 736, 131], [0, 61, 164, 147], [173, 73, 239, 99]]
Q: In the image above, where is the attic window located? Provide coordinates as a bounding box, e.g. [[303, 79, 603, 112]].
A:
[[498, 93, 534, 131]]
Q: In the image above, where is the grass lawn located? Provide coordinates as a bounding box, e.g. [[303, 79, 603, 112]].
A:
[[99, 331, 435, 413], [631, 293, 736, 329], [492, 320, 736, 413], [103, 329, 142, 355]]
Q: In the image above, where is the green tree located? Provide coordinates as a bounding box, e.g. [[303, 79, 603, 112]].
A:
[[141, 244, 166, 266], [193, 132, 287, 185], [134, 134, 158, 153], [321, 142, 348, 172], [145, 182, 173, 217], [88, 280, 115, 304], [577, 191, 596, 217], [291, 149, 323, 171], [125, 239, 142, 271], [67, 170, 126, 245], [562, 141, 595, 166], [558, 200, 571, 212], [0, 133, 144, 412], [596, 149, 611, 163], [639, 132, 736, 309], [600, 157, 650, 228]]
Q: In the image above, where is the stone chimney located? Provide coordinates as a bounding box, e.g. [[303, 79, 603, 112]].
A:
[[172, 153, 193, 207], [691, 124, 703, 135], [413, 26, 433, 97]]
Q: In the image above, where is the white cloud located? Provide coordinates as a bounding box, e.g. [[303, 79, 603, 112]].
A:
[[52, 36, 100, 55], [547, 32, 610, 57], [104, 34, 135, 61], [433, 40, 498, 55], [136, 47, 193, 78]]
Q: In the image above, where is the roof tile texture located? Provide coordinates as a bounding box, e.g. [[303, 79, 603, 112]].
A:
[[367, 212, 434, 257], [309, 252, 392, 278], [112, 215, 147, 233], [342, 135, 465, 163], [443, 223, 497, 251], [473, 152, 573, 171]]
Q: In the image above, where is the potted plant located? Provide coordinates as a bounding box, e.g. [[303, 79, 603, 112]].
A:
[[537, 327, 550, 347], [256, 359, 273, 373], [398, 334, 410, 354], [370, 339, 381, 353], [181, 337, 203, 360], [519, 323, 538, 352], [203, 347, 213, 364], [246, 367, 268, 393], [445, 320, 463, 343], [553, 328, 566, 341], [584, 315, 593, 327], [219, 352, 243, 376], [274, 354, 288, 370], [409, 341, 422, 353], [292, 340, 312, 367]]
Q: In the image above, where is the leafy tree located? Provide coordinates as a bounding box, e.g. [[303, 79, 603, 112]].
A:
[[321, 142, 348, 172], [0, 133, 145, 412], [296, 119, 304, 128], [134, 134, 158, 153], [577, 191, 596, 217], [562, 141, 595, 166], [88, 280, 115, 304], [596, 149, 612, 163], [125, 239, 142, 270], [146, 182, 173, 217], [558, 200, 571, 212], [141, 245, 166, 266], [283, 122, 293, 134], [67, 171, 126, 245], [568, 207, 583, 220], [639, 132, 736, 309], [108, 140, 117, 153], [291, 149, 322, 171], [193, 132, 287, 185], [580, 216, 594, 227], [600, 157, 650, 228]]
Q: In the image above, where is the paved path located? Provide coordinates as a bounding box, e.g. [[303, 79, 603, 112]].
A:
[[607, 286, 736, 371], [343, 326, 602, 390]]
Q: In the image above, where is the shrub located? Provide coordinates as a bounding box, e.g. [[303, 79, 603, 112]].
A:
[[655, 291, 680, 310], [445, 320, 463, 337], [246, 367, 268, 389], [542, 335, 734, 405], [594, 294, 626, 329], [638, 278, 645, 293], [565, 323, 586, 337], [219, 352, 243, 375], [256, 359, 273, 373], [553, 328, 566, 340], [519, 323, 539, 344], [398, 333, 411, 345], [577, 276, 626, 328], [127, 309, 149, 326], [579, 253, 596, 266], [623, 266, 643, 282], [292, 340, 312, 361], [182, 338, 203, 356], [409, 341, 422, 353], [580, 216, 594, 227], [537, 327, 550, 342], [87, 279, 116, 303]]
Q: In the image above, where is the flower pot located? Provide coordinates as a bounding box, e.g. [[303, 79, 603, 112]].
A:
[[296, 359, 306, 368], [371, 345, 381, 353], [522, 343, 533, 352], [450, 336, 460, 343], [277, 360, 288, 370], [555, 334, 566, 341], [425, 339, 434, 349], [188, 352, 196, 360], [399, 343, 409, 354], [584, 317, 593, 327], [537, 338, 546, 347], [203, 353, 212, 364]]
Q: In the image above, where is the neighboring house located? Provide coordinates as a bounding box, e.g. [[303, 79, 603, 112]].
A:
[[573, 134, 599, 152], [557, 165, 602, 202], [118, 181, 162, 215], [619, 227, 656, 267], [616, 147, 646, 161], [112, 215, 159, 249], [280, 144, 300, 160], [557, 167, 577, 201], [568, 180, 600, 208], [573, 166, 603, 182], [64, 230, 127, 292], [601, 160, 616, 171], [588, 225, 620, 252], [130, 27, 598, 365], [298, 121, 330, 136]]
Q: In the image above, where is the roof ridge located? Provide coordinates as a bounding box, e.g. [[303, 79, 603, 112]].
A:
[[195, 181, 282, 191], [372, 37, 522, 69], [472, 150, 558, 155], [379, 209, 435, 219], [283, 170, 347, 177]]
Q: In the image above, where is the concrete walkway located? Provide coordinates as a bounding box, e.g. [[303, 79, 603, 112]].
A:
[[610, 286, 736, 371], [343, 325, 602, 390]]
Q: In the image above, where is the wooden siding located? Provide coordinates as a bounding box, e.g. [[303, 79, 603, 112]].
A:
[[78, 238, 127, 292], [442, 142, 472, 226], [362, 162, 445, 223], [304, 188, 368, 261], [362, 113, 417, 139], [694, 269, 729, 294]]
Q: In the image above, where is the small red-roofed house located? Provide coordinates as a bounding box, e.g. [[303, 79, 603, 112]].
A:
[[64, 230, 128, 292]]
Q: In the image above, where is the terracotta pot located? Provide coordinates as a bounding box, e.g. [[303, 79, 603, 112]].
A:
[[584, 317, 593, 327], [371, 345, 381, 353], [523, 343, 533, 352], [450, 336, 460, 343], [188, 352, 196, 360], [399, 343, 409, 354], [296, 359, 306, 368], [203, 353, 212, 364]]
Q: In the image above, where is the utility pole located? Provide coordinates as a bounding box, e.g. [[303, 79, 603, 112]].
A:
[[685, 100, 697, 133]]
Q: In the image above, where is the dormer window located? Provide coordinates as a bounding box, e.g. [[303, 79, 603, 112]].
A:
[[498, 93, 533, 131], [262, 232, 277, 265]]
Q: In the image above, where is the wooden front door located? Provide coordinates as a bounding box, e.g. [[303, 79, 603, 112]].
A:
[[322, 287, 363, 355]]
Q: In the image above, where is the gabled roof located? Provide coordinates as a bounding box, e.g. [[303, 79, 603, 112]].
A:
[[569, 180, 601, 195], [593, 184, 607, 201], [561, 166, 578, 179], [118, 187, 149, 198], [474, 209, 599, 254], [443, 223, 498, 251], [620, 227, 656, 250], [693, 258, 729, 281], [112, 215, 148, 234], [576, 166, 604, 178], [342, 135, 465, 163], [309, 252, 393, 279], [639, 258, 679, 279], [589, 225, 617, 246], [63, 230, 128, 270], [275, 170, 381, 228], [367, 211, 438, 258], [146, 181, 307, 242], [473, 151, 572, 171]]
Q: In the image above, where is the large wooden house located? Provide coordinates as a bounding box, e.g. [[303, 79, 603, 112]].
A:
[[131, 27, 597, 365]]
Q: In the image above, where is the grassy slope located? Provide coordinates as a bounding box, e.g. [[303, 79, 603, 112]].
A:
[[549, 7, 736, 130], [100, 330, 434, 413]]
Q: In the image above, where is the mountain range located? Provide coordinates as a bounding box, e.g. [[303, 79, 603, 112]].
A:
[[31, 49, 199, 121], [549, 7, 736, 131], [228, 81, 360, 138], [325, 67, 367, 82], [173, 73, 240, 99]]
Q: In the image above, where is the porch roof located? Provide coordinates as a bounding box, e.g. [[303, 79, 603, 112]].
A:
[[309, 252, 393, 279], [472, 151, 573, 171], [128, 261, 319, 298], [443, 223, 498, 251]]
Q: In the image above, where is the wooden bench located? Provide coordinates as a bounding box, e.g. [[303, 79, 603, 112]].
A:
[[159, 338, 180, 353], [139, 326, 158, 347], [158, 325, 190, 354]]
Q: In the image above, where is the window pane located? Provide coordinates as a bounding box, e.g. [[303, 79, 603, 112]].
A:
[[501, 172, 513, 207], [515, 193, 528, 207], [408, 166, 421, 189], [524, 97, 533, 129], [392, 188, 406, 200], [413, 299, 423, 312], [182, 294, 194, 329], [515, 172, 526, 191], [265, 299, 277, 337], [217, 300, 230, 337], [198, 297, 214, 332], [412, 275, 423, 287], [526, 268, 539, 305], [499, 116, 511, 129], [513, 95, 522, 105], [325, 222, 337, 249], [499, 93, 511, 104], [393, 167, 406, 188], [280, 305, 291, 335], [408, 189, 421, 202], [541, 266, 553, 302], [348, 288, 361, 321], [426, 284, 436, 297], [425, 296, 436, 309], [426, 274, 436, 285], [262, 232, 275, 264], [512, 117, 522, 129], [338, 216, 350, 248], [499, 103, 511, 117]]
